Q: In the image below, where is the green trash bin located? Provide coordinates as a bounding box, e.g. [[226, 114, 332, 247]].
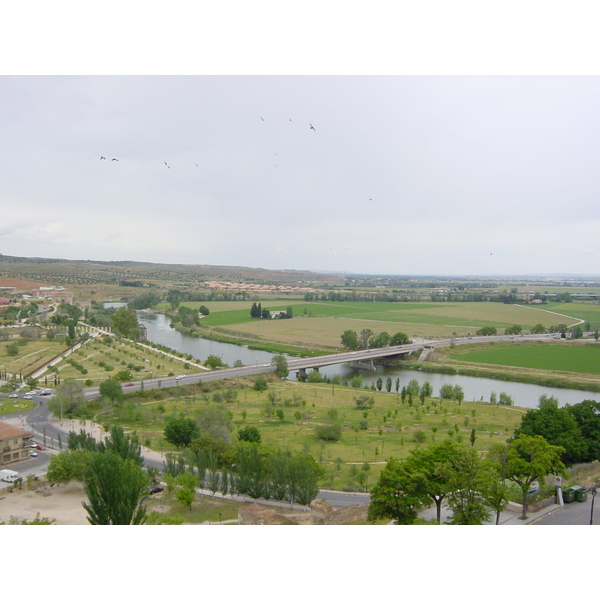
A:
[[575, 487, 588, 502], [562, 487, 575, 503]]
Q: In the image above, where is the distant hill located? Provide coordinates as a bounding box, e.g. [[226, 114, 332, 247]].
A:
[[0, 254, 345, 287]]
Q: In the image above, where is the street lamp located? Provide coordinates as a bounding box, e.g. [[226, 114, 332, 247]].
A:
[[590, 484, 597, 526]]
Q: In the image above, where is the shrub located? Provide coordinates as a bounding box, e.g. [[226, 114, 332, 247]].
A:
[[315, 423, 342, 441]]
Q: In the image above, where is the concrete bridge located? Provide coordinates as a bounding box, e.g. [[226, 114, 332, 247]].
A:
[[287, 344, 423, 379]]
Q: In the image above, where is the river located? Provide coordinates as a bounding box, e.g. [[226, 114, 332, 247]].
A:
[[131, 309, 600, 410]]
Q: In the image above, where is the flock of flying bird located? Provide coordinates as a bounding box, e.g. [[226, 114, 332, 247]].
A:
[[100, 117, 317, 167]]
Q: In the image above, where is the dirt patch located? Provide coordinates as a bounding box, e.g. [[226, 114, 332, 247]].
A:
[[0, 481, 90, 525]]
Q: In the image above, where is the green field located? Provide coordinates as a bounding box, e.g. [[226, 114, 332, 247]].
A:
[[168, 300, 584, 351], [453, 342, 600, 376]]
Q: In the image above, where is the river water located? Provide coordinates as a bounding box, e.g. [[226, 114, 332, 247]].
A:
[[130, 309, 600, 410]]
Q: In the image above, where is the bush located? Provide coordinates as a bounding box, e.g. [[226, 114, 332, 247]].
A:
[[315, 423, 342, 441]]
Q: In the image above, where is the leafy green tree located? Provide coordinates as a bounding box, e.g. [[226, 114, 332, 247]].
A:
[[48, 380, 88, 419], [565, 400, 600, 462], [99, 378, 123, 405], [205, 354, 223, 369], [175, 471, 197, 510], [253, 376, 268, 391], [368, 458, 428, 524], [68, 429, 98, 451], [111, 306, 140, 339], [359, 328, 374, 349], [514, 404, 587, 466], [99, 425, 144, 466], [271, 354, 289, 378], [530, 323, 547, 334], [444, 446, 494, 525], [476, 326, 497, 336], [503, 434, 566, 520], [164, 415, 200, 448], [341, 330, 359, 350], [289, 454, 322, 505], [82, 453, 149, 525], [238, 425, 262, 443], [406, 439, 461, 523], [47, 450, 95, 484], [390, 332, 411, 345]]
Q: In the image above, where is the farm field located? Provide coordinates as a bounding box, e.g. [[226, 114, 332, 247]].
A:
[[541, 302, 600, 329], [98, 376, 525, 490], [52, 337, 207, 385], [451, 342, 600, 376], [170, 300, 583, 350], [0, 338, 67, 380]]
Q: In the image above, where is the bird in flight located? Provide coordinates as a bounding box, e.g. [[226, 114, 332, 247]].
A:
[[100, 156, 106, 160], [260, 117, 265, 121], [111, 158, 118, 161], [309, 123, 316, 131], [164, 161, 170, 169]]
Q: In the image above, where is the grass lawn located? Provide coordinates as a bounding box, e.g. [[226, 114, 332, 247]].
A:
[[452, 342, 600, 375], [0, 398, 37, 415]]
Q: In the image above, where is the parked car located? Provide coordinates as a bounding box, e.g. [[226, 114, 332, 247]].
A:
[[35, 445, 46, 451], [30, 451, 38, 457], [149, 486, 164, 494]]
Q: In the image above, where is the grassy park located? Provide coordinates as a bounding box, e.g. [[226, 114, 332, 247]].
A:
[[92, 375, 525, 490]]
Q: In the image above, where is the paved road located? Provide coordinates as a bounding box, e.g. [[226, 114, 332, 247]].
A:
[[531, 496, 599, 525]]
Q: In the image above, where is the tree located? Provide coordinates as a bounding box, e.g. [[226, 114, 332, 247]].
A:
[[368, 458, 428, 524], [390, 332, 411, 345], [205, 354, 223, 369], [271, 354, 289, 378], [175, 471, 197, 511], [48, 380, 88, 419], [238, 425, 262, 444], [47, 450, 95, 484], [82, 453, 149, 525], [359, 328, 374, 349], [443, 446, 494, 525], [99, 378, 123, 405], [565, 400, 600, 462], [289, 454, 322, 505], [341, 330, 359, 350], [164, 415, 200, 448], [514, 404, 587, 466], [476, 326, 497, 336], [503, 434, 566, 520], [530, 324, 547, 334], [100, 425, 144, 466], [405, 439, 461, 523], [111, 306, 140, 339]]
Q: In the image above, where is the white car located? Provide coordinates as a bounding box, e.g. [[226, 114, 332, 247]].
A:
[[30, 451, 38, 457], [8, 393, 18, 398], [175, 375, 185, 380]]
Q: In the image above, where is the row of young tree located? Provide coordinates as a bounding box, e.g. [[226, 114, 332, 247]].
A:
[[340, 329, 411, 350], [368, 434, 566, 524], [163, 441, 323, 506]]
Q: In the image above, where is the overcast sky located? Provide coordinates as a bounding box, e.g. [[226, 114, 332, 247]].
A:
[[2, 75, 599, 277], [3, 2, 600, 278]]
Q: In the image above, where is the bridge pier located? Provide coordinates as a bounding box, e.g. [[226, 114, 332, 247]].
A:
[[350, 359, 375, 371]]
